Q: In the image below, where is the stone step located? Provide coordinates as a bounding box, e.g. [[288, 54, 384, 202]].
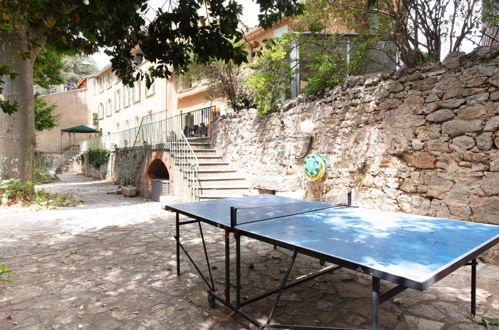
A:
[[195, 175, 246, 182], [187, 137, 212, 144], [198, 179, 248, 187], [199, 193, 246, 200], [198, 163, 231, 171], [189, 142, 212, 150], [201, 183, 249, 193], [197, 170, 239, 180], [201, 187, 248, 195]]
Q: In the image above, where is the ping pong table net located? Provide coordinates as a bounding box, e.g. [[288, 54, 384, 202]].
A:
[[229, 202, 341, 228]]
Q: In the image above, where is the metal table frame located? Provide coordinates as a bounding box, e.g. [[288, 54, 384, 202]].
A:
[[167, 198, 490, 330]]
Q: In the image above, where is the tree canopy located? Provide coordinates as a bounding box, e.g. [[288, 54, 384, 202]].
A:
[[0, 0, 303, 181]]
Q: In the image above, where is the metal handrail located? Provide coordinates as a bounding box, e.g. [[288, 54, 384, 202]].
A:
[[79, 110, 201, 201]]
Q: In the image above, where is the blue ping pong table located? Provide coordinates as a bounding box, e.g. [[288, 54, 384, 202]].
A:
[[165, 194, 499, 330]]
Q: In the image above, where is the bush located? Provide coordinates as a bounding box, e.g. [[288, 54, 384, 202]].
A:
[[245, 37, 295, 116], [0, 179, 33, 202], [86, 149, 110, 169]]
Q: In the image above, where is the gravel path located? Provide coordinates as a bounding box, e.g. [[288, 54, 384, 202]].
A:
[[0, 174, 497, 329]]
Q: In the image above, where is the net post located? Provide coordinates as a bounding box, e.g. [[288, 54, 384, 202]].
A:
[[347, 191, 352, 207], [230, 207, 237, 229]]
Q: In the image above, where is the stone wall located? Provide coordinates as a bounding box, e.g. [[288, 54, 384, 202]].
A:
[[212, 46, 499, 229]]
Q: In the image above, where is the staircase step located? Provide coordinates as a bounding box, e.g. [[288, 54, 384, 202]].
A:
[[187, 137, 211, 144], [199, 193, 246, 200], [201, 187, 249, 195], [195, 176, 246, 181], [189, 142, 212, 150]]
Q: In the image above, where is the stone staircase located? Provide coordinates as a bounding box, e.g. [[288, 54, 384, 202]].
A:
[[186, 137, 250, 200]]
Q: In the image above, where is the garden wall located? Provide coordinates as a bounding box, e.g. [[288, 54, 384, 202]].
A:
[[212, 46, 499, 261]]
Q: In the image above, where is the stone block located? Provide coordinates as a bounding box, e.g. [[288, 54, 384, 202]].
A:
[[484, 116, 499, 131], [396, 194, 430, 215], [437, 98, 466, 109], [477, 65, 496, 77], [442, 52, 465, 69], [466, 92, 489, 105], [415, 125, 441, 140], [452, 135, 475, 150], [402, 151, 436, 169], [425, 173, 454, 198], [481, 172, 499, 195], [429, 198, 452, 218], [427, 109, 455, 122], [399, 72, 422, 82], [489, 71, 499, 88], [405, 95, 425, 105], [490, 90, 499, 101], [443, 87, 463, 100], [490, 159, 499, 171], [476, 132, 493, 151], [442, 119, 482, 137], [411, 139, 424, 151], [386, 80, 404, 93], [463, 87, 487, 97], [466, 76, 488, 87], [456, 105, 487, 120], [470, 196, 499, 224]]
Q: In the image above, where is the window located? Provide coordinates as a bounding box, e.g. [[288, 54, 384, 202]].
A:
[[98, 103, 104, 119], [104, 71, 112, 89], [105, 99, 112, 116], [178, 73, 207, 91], [145, 80, 156, 96], [114, 89, 122, 111], [98, 77, 104, 93], [116, 123, 120, 131], [123, 86, 131, 107], [135, 116, 140, 126], [133, 83, 140, 102], [125, 120, 130, 129]]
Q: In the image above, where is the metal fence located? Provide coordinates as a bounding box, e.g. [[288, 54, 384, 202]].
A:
[[79, 108, 211, 200]]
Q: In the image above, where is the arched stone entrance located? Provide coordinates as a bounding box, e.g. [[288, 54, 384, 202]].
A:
[[145, 157, 172, 200], [147, 159, 170, 180]]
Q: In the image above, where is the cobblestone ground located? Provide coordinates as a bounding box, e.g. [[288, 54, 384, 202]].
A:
[[0, 174, 497, 330]]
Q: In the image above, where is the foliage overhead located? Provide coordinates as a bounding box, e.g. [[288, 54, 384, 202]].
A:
[[187, 61, 253, 111], [33, 46, 65, 89], [0, 0, 304, 114], [34, 94, 60, 131], [61, 55, 98, 89]]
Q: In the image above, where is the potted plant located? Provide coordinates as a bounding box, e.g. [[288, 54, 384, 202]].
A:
[[121, 177, 137, 197]]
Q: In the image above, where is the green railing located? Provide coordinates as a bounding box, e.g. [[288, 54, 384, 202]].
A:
[[80, 110, 201, 201]]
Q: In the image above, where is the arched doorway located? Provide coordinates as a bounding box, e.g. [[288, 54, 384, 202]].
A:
[[147, 159, 170, 200]]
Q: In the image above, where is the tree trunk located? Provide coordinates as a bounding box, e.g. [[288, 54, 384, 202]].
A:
[[0, 31, 45, 182]]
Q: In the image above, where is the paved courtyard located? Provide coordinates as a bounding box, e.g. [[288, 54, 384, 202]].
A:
[[0, 174, 497, 329]]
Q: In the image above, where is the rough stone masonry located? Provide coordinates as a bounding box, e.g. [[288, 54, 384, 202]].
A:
[[212, 46, 499, 262]]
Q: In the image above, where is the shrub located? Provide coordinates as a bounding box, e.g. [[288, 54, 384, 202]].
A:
[[86, 149, 110, 169], [245, 37, 295, 116], [0, 179, 33, 202]]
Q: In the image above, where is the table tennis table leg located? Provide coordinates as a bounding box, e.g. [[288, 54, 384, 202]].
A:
[[176, 212, 180, 276], [471, 258, 477, 316], [236, 232, 241, 309], [372, 277, 380, 330], [225, 227, 231, 305]]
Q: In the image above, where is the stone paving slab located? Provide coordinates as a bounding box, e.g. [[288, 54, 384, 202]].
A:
[[0, 174, 498, 329]]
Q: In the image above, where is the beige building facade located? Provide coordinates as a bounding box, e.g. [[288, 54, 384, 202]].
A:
[[36, 88, 93, 152]]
